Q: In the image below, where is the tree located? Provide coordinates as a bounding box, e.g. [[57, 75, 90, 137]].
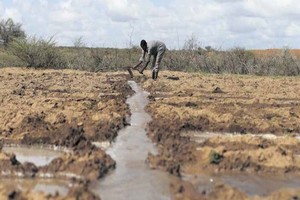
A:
[[0, 18, 26, 47], [73, 36, 86, 48], [183, 34, 198, 51]]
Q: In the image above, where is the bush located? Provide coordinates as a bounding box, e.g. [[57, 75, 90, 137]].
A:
[[0, 18, 26, 47], [163, 47, 300, 76], [8, 36, 67, 68], [2, 33, 300, 76], [257, 49, 300, 76]]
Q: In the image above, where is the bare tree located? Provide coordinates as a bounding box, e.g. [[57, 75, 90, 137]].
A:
[[0, 18, 26, 47], [183, 34, 198, 51], [73, 36, 86, 48]]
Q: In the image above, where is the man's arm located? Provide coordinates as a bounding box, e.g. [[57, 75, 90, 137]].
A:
[[139, 53, 151, 74], [132, 61, 143, 69], [139, 60, 150, 74]]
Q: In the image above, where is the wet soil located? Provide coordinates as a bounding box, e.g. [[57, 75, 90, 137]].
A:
[[0, 180, 100, 200], [94, 81, 172, 200], [0, 68, 132, 143], [0, 67, 133, 199], [135, 70, 300, 199], [2, 146, 64, 166], [3, 67, 300, 199]]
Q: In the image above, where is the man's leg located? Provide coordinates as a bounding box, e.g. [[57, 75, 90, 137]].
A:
[[152, 49, 165, 80]]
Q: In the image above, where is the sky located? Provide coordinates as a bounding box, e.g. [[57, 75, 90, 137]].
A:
[[1, 0, 300, 49]]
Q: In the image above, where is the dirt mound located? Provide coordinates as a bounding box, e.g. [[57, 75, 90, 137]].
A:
[[171, 178, 300, 200], [0, 152, 38, 178], [0, 68, 132, 143], [141, 71, 300, 175], [184, 135, 300, 174], [137, 70, 300, 198], [0, 68, 133, 199], [0, 184, 100, 200]]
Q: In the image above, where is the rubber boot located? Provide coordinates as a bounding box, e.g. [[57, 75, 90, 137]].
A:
[[152, 69, 159, 80]]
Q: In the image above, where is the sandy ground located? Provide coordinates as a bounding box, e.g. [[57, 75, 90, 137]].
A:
[[135, 70, 300, 199]]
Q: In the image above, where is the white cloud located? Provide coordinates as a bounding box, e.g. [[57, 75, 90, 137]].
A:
[[244, 0, 300, 18], [2, 8, 22, 22], [0, 0, 300, 49], [286, 23, 300, 37], [103, 0, 140, 22], [0, 2, 3, 13]]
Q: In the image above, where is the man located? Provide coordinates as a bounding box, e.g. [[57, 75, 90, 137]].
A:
[[129, 39, 166, 80]]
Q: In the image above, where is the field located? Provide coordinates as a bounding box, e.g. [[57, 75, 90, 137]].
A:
[[1, 67, 300, 199], [139, 70, 300, 199], [253, 49, 300, 59], [0, 67, 131, 199]]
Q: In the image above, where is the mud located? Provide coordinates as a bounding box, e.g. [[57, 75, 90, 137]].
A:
[[136, 70, 300, 199], [171, 178, 300, 200], [95, 81, 172, 200], [0, 181, 100, 200], [0, 68, 132, 143], [0, 67, 132, 199], [3, 67, 300, 199]]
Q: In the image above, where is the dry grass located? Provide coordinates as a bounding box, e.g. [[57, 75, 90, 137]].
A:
[[1, 44, 300, 76], [252, 49, 300, 59]]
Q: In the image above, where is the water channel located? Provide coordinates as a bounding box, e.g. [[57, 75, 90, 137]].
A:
[[92, 81, 172, 200]]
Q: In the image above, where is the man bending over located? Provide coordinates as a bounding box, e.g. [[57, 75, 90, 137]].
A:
[[131, 40, 166, 80]]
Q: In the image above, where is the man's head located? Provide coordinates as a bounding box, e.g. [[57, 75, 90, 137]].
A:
[[140, 39, 147, 51]]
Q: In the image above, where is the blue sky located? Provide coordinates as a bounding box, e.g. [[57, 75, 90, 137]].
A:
[[1, 0, 300, 49]]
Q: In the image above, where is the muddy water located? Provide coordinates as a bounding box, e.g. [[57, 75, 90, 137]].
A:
[[183, 130, 300, 196], [93, 81, 172, 200], [2, 146, 63, 166], [184, 131, 300, 144], [1, 179, 69, 196], [186, 173, 300, 196]]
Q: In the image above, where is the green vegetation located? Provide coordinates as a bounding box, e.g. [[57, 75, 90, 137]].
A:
[[0, 18, 26, 47], [8, 36, 66, 68], [209, 150, 223, 165]]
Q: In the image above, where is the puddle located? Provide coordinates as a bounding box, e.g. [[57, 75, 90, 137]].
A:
[[92, 141, 111, 150], [185, 173, 300, 196], [2, 146, 63, 166], [182, 131, 300, 144], [93, 81, 172, 200], [1, 178, 69, 196], [183, 132, 300, 196]]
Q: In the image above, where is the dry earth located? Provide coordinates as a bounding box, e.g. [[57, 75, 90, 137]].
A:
[[2, 67, 300, 199], [0, 67, 132, 199], [135, 70, 300, 199]]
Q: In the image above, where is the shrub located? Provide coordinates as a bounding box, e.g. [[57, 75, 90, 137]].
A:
[[0, 18, 26, 47], [163, 47, 300, 76], [8, 36, 67, 68]]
